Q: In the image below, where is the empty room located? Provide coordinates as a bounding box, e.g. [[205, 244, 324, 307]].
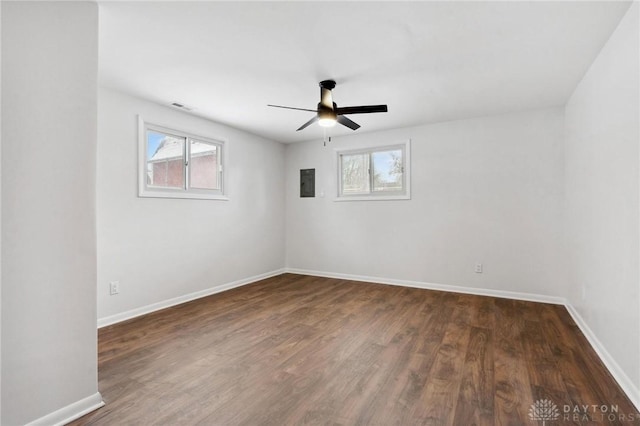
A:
[[1, 1, 639, 425]]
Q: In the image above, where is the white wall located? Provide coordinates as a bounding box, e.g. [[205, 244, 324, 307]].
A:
[[286, 107, 566, 297], [0, 1, 3, 421], [1, 2, 100, 425], [565, 1, 639, 397], [97, 88, 286, 321]]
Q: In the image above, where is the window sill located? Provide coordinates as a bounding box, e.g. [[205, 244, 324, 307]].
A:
[[334, 194, 411, 202], [139, 190, 229, 201]]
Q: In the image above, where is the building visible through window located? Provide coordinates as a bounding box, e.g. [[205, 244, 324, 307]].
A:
[[139, 118, 226, 200]]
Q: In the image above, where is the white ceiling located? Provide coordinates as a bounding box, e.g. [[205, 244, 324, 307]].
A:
[[99, 1, 632, 143]]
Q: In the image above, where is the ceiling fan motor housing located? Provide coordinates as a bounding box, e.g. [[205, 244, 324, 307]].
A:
[[318, 102, 337, 119]]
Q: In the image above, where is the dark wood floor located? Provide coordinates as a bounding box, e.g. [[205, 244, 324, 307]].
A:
[[72, 274, 638, 425]]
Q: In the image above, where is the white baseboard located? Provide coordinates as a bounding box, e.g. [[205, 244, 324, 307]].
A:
[[285, 268, 566, 305], [26, 392, 104, 426], [286, 268, 639, 411], [97, 268, 286, 328], [565, 304, 640, 411]]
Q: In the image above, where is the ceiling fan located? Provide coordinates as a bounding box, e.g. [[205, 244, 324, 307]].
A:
[[268, 80, 388, 131]]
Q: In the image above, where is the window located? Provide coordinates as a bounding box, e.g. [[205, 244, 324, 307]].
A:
[[138, 117, 227, 200], [337, 141, 410, 200]]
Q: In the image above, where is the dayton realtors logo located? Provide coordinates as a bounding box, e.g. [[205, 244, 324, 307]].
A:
[[529, 399, 560, 425], [529, 399, 640, 424]]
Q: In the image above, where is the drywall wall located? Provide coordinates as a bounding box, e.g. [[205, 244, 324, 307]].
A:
[[1, 2, 100, 425], [0, 2, 3, 421], [565, 1, 639, 397], [97, 88, 285, 321], [285, 107, 565, 298]]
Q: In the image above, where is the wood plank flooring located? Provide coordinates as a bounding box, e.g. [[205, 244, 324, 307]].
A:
[[72, 274, 639, 425]]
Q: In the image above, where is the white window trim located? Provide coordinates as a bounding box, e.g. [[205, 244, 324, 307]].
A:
[[138, 116, 228, 200], [335, 139, 411, 201]]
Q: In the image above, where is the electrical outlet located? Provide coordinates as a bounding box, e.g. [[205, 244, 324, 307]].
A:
[[109, 281, 120, 295], [475, 263, 483, 273]]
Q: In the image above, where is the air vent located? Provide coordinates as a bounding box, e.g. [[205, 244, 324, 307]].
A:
[[170, 102, 193, 111]]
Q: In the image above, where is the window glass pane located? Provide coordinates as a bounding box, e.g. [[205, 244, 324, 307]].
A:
[[341, 153, 370, 194], [371, 149, 403, 192], [189, 140, 219, 190], [146, 130, 185, 188]]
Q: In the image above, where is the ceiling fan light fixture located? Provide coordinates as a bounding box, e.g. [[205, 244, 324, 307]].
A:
[[318, 109, 337, 127], [318, 117, 337, 127]]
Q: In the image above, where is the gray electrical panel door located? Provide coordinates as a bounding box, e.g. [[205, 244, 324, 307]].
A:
[[300, 169, 315, 198]]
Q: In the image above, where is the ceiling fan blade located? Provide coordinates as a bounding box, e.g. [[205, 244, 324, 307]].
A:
[[335, 105, 388, 115], [337, 115, 360, 131], [268, 104, 317, 112], [297, 115, 319, 131]]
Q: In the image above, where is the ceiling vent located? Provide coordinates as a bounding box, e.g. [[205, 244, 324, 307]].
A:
[[171, 102, 193, 111]]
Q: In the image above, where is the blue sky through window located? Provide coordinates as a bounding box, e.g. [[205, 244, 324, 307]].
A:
[[147, 131, 165, 159], [372, 150, 401, 182]]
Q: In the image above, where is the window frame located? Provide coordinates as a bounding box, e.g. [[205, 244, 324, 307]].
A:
[[138, 117, 228, 200], [335, 140, 411, 201]]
